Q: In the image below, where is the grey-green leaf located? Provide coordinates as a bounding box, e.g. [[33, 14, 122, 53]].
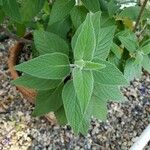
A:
[[142, 55, 150, 72], [48, 0, 75, 25], [124, 58, 142, 81], [2, 0, 21, 22], [111, 43, 122, 59], [93, 58, 128, 85], [73, 13, 96, 61], [11, 74, 61, 90], [94, 26, 116, 60], [34, 30, 69, 55], [90, 96, 107, 121], [73, 68, 94, 112], [33, 84, 63, 116], [47, 17, 71, 40], [15, 53, 70, 79], [140, 43, 150, 55], [70, 6, 88, 29], [62, 80, 90, 134], [119, 35, 138, 53], [21, 0, 45, 22], [94, 83, 125, 102], [55, 106, 67, 125], [81, 0, 100, 12]]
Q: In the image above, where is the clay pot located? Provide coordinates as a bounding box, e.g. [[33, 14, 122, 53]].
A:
[[7, 33, 57, 124]]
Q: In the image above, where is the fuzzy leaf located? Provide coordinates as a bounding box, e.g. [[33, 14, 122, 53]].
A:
[[70, 6, 88, 29], [49, 0, 75, 25], [91, 11, 101, 44], [90, 95, 108, 121], [94, 83, 124, 102], [2, 0, 21, 22], [47, 17, 71, 39], [84, 61, 106, 70], [140, 43, 150, 55], [81, 0, 100, 12], [73, 68, 94, 112], [93, 58, 128, 85], [21, 0, 45, 22], [55, 106, 67, 125], [134, 52, 143, 65], [142, 55, 150, 72], [34, 30, 69, 55], [33, 84, 63, 116], [12, 74, 61, 90], [73, 13, 96, 61], [15, 53, 70, 79], [62, 80, 90, 134], [119, 35, 138, 53], [94, 26, 116, 60], [124, 58, 142, 81], [74, 60, 105, 70], [111, 43, 122, 59]]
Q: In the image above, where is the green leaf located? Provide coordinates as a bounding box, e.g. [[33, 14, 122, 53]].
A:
[[70, 6, 88, 29], [124, 58, 142, 81], [55, 106, 67, 125], [90, 95, 107, 121], [15, 53, 70, 79], [107, 0, 120, 17], [93, 58, 128, 85], [81, 0, 100, 12], [118, 6, 141, 21], [91, 11, 101, 44], [48, 0, 75, 26], [0, 9, 5, 23], [0, 0, 2, 5], [100, 13, 115, 27], [15, 23, 26, 37], [2, 0, 21, 22], [21, 0, 45, 22], [62, 80, 90, 134], [11, 74, 61, 90], [90, 83, 124, 121], [94, 83, 125, 102], [47, 17, 71, 39], [135, 52, 143, 65], [94, 26, 116, 60], [84, 61, 106, 70], [142, 55, 150, 72], [140, 43, 150, 55], [111, 43, 122, 59], [74, 60, 105, 70], [73, 13, 96, 61], [33, 84, 63, 116], [119, 35, 138, 53], [73, 68, 94, 112], [34, 30, 69, 55]]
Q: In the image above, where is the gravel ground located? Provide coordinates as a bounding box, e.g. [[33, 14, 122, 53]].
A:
[[0, 36, 150, 150]]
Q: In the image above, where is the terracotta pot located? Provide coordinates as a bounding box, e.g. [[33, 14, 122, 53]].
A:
[[7, 33, 57, 124]]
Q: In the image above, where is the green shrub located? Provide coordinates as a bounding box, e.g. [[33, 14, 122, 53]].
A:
[[0, 0, 150, 134]]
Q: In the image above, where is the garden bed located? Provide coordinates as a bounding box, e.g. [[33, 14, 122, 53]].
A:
[[0, 37, 150, 150]]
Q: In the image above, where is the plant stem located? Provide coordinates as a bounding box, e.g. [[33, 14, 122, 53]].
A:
[[0, 26, 32, 44], [133, 0, 148, 32]]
